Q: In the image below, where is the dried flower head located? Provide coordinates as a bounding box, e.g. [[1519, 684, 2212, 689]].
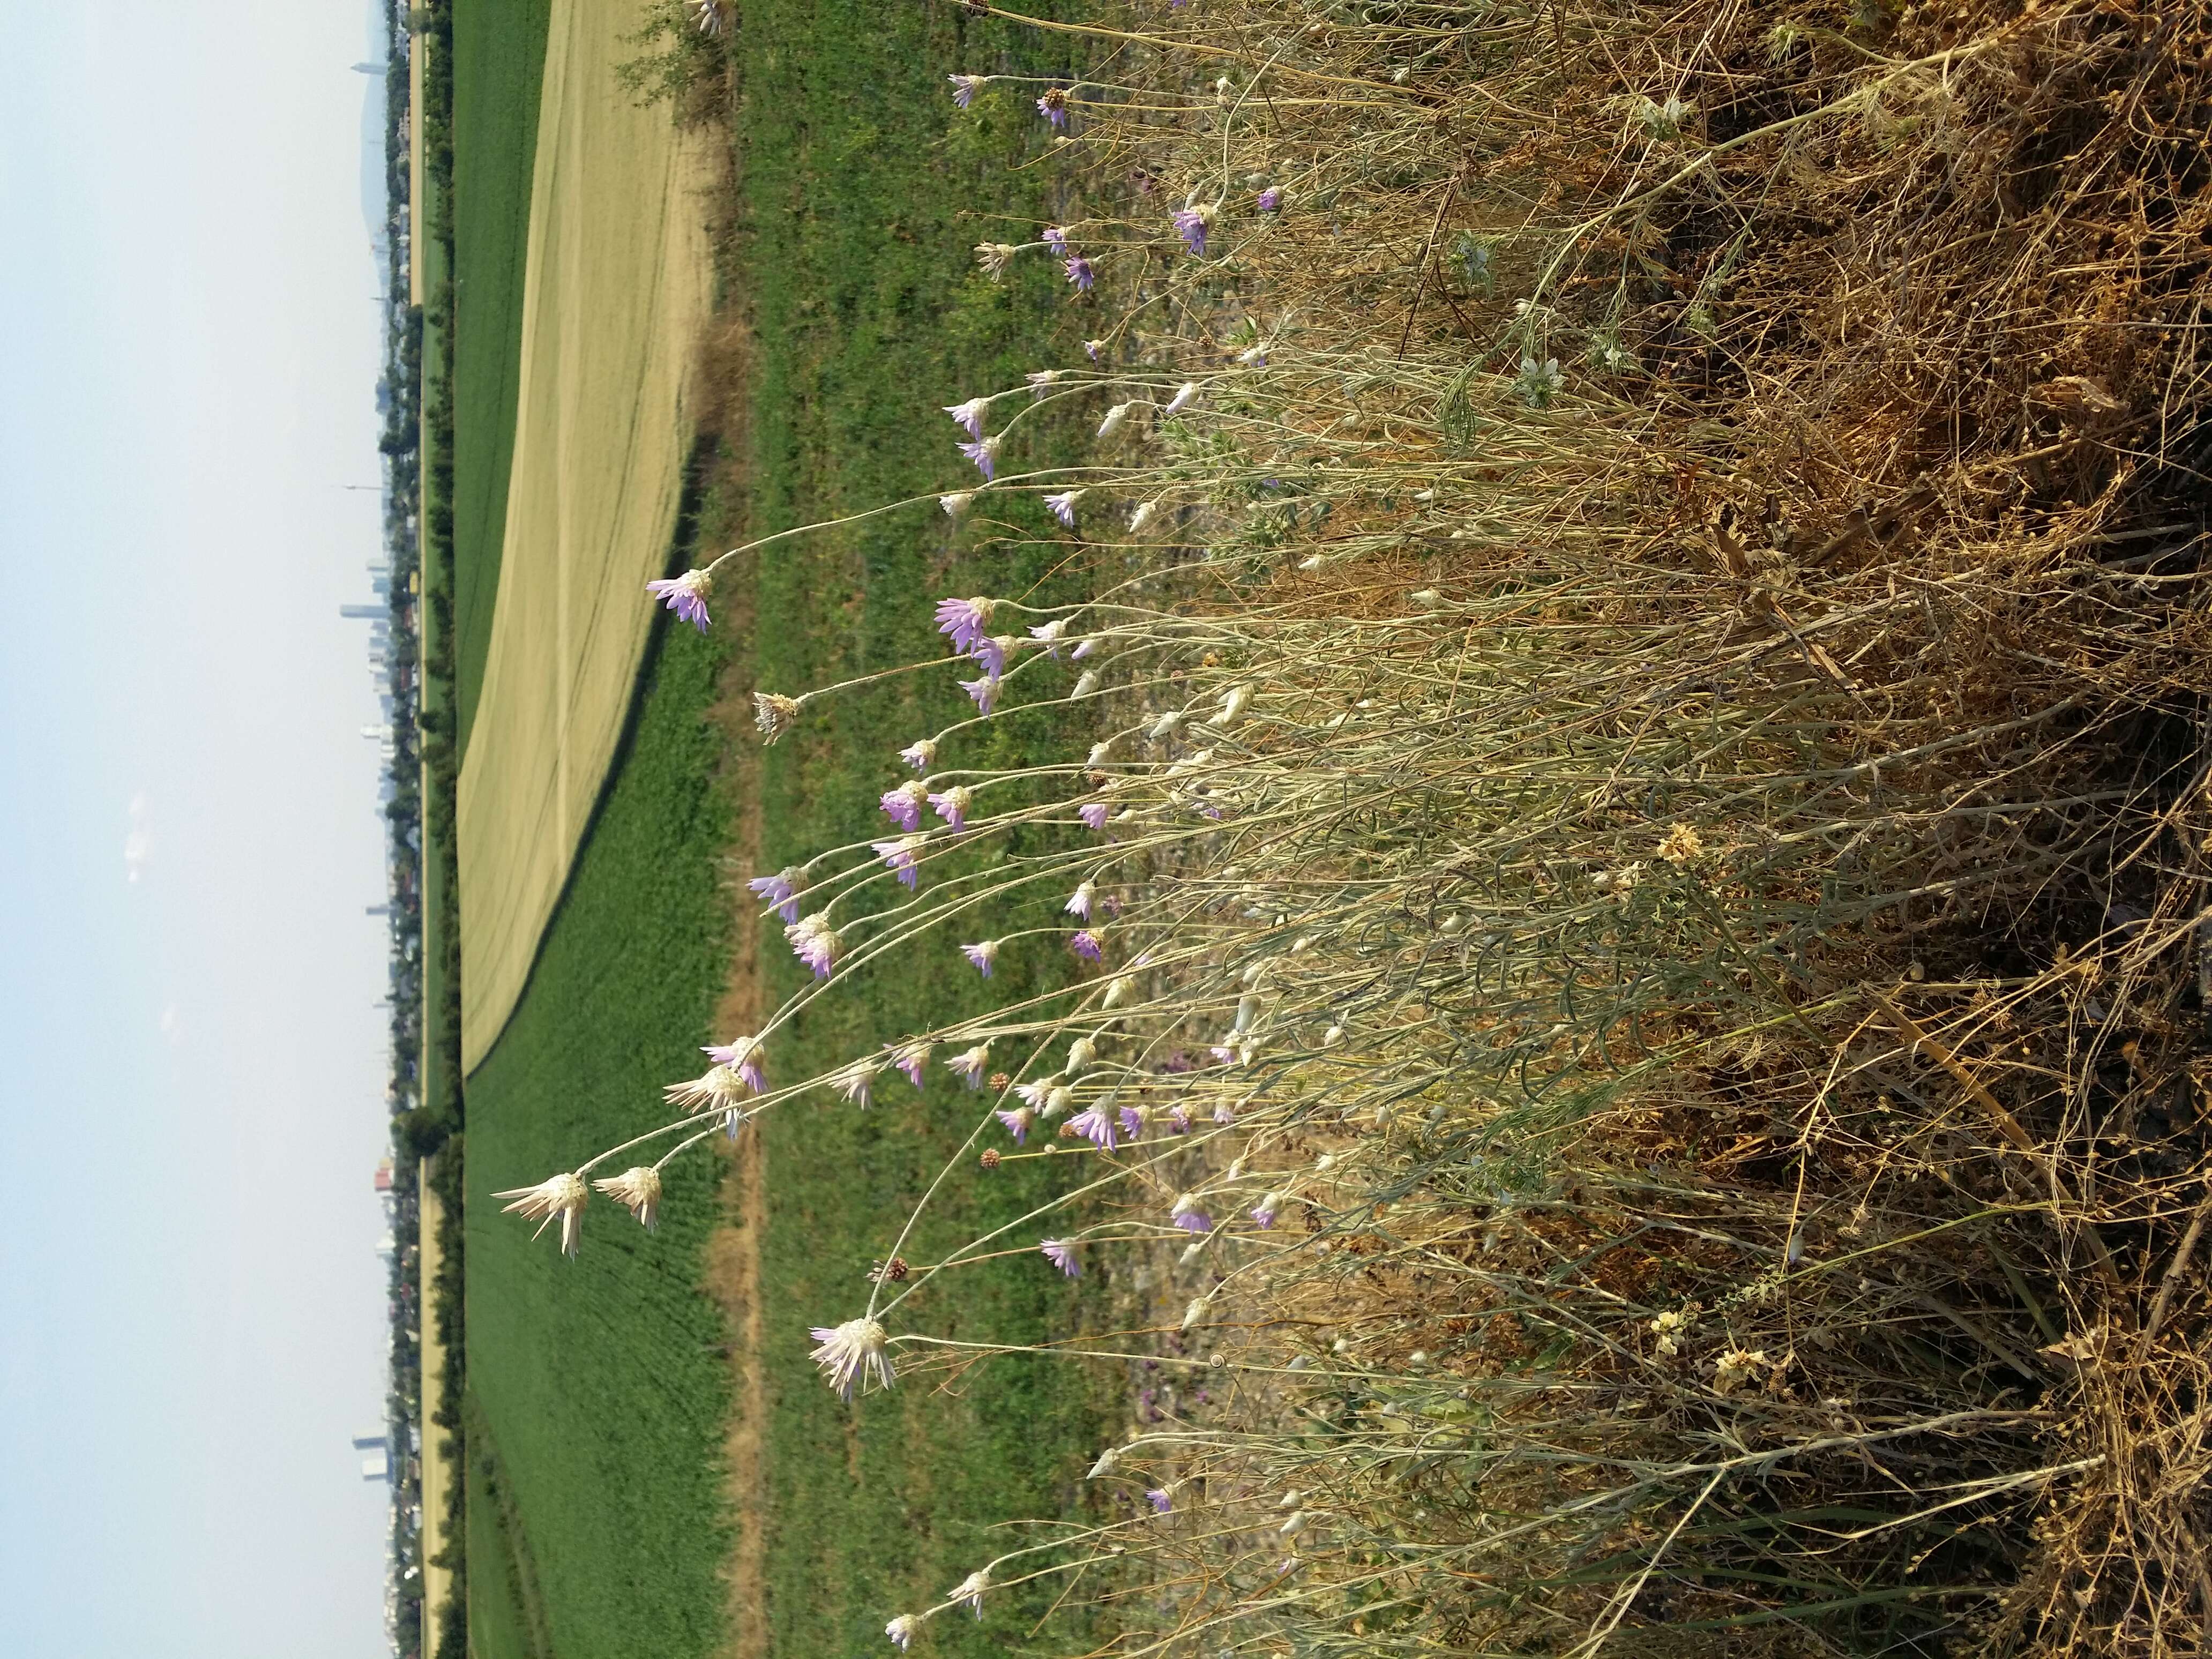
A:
[[809, 1315, 895, 1401], [753, 692, 800, 744], [495, 1172, 588, 1258], [949, 1567, 991, 1618], [592, 1166, 662, 1231], [946, 1042, 991, 1088]]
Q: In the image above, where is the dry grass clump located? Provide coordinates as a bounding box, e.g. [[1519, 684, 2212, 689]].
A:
[[995, 2, 2212, 1653]]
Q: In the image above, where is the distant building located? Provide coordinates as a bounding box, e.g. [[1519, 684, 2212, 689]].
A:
[[361, 1453, 391, 1482], [373, 1159, 395, 1193]]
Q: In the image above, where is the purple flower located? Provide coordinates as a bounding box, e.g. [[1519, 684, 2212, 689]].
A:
[[886, 1040, 930, 1089], [948, 73, 985, 108], [1256, 185, 1283, 212], [786, 915, 840, 980], [1064, 881, 1095, 919], [1084, 337, 1104, 362], [1064, 255, 1095, 292], [960, 675, 1000, 717], [1172, 1207, 1213, 1234], [1145, 1489, 1174, 1514], [880, 780, 929, 831], [935, 595, 996, 654], [1250, 1191, 1283, 1228], [872, 836, 925, 888], [1043, 490, 1082, 527], [1118, 1104, 1146, 1139], [1043, 225, 1068, 255], [886, 1616, 918, 1651], [1171, 204, 1213, 256], [943, 396, 988, 438], [1030, 617, 1069, 654], [747, 867, 802, 923], [996, 1106, 1036, 1145], [931, 786, 973, 829], [1041, 1238, 1080, 1277], [959, 436, 1000, 480], [962, 939, 1000, 978], [703, 1036, 766, 1094], [1213, 1102, 1238, 1125], [1071, 636, 1097, 661], [969, 633, 1008, 677], [1068, 1106, 1119, 1150], [1070, 929, 1104, 962], [1079, 801, 1111, 832], [1037, 86, 1069, 128], [646, 569, 713, 631], [1168, 1106, 1193, 1134], [899, 737, 936, 771]]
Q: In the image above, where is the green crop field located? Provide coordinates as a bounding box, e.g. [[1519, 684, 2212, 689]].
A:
[[450, 0, 551, 752], [464, 4, 1109, 1657]]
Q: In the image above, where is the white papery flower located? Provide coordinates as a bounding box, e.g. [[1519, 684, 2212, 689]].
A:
[[592, 1166, 662, 1232], [1164, 380, 1201, 416], [809, 1316, 895, 1400], [939, 491, 975, 518], [885, 1614, 919, 1650], [1073, 669, 1100, 698], [1067, 1035, 1097, 1073], [1087, 1445, 1120, 1478], [948, 1567, 991, 1618], [1097, 401, 1132, 438], [1128, 499, 1159, 533], [495, 1172, 588, 1259]]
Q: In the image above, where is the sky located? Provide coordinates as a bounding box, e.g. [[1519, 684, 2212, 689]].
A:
[[0, 3, 397, 1653]]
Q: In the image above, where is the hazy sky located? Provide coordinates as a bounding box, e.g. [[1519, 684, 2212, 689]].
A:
[[1, 4, 396, 1653]]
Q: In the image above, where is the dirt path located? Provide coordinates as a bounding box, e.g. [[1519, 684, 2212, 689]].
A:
[[454, 0, 716, 1074]]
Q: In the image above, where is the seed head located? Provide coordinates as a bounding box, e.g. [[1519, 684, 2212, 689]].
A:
[[753, 692, 800, 744]]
